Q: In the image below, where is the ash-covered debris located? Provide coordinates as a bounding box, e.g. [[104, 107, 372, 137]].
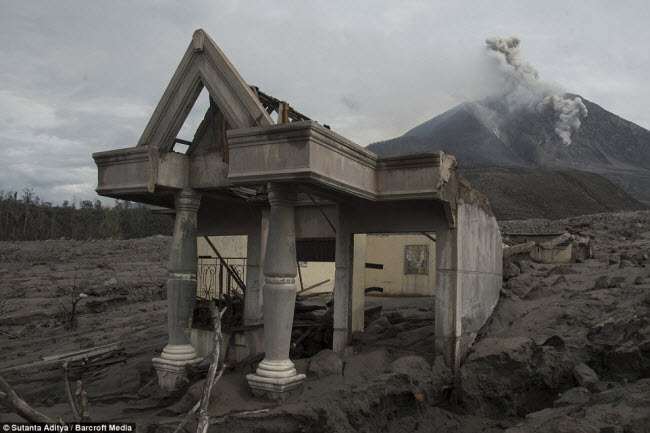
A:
[[1, 211, 649, 432]]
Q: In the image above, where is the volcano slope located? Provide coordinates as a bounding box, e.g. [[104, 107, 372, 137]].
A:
[[459, 167, 647, 220], [0, 211, 648, 432]]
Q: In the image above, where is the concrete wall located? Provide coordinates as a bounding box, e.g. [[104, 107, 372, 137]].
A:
[[455, 199, 502, 350], [435, 190, 503, 370]]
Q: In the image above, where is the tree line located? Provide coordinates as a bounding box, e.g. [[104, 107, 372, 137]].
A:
[[0, 189, 173, 241]]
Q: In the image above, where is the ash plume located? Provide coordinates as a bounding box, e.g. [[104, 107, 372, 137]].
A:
[[478, 36, 587, 145], [538, 94, 589, 145], [485, 36, 539, 83]]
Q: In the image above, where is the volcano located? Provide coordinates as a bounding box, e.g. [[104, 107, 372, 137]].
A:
[[367, 95, 650, 205]]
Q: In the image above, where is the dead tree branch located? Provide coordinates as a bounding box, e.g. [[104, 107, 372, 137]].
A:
[[39, 269, 85, 330], [40, 278, 70, 315], [197, 303, 228, 433], [0, 376, 58, 424], [172, 304, 227, 433]]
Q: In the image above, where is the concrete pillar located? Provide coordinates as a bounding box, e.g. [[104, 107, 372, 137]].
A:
[[242, 208, 269, 358], [333, 204, 353, 353], [244, 208, 269, 326], [246, 184, 305, 399], [434, 226, 461, 372], [351, 234, 366, 333], [153, 190, 203, 390]]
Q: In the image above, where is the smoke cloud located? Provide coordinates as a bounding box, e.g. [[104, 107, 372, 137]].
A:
[[480, 36, 588, 145]]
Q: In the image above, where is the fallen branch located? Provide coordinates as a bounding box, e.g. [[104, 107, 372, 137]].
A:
[[0, 376, 58, 424], [0, 329, 18, 339], [210, 408, 270, 425]]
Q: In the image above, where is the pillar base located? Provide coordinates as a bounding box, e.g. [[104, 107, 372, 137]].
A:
[[247, 358, 305, 399], [333, 328, 348, 354], [152, 354, 202, 391], [246, 372, 306, 400]]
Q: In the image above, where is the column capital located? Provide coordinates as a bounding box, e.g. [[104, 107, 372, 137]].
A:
[[267, 183, 296, 207], [174, 190, 201, 213]]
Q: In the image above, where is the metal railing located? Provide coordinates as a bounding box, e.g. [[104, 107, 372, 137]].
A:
[[196, 256, 247, 300]]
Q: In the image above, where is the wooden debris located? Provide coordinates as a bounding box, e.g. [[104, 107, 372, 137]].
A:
[[291, 294, 333, 358], [76, 380, 90, 422], [0, 341, 123, 374], [62, 361, 91, 422], [42, 341, 122, 362], [62, 361, 81, 422]]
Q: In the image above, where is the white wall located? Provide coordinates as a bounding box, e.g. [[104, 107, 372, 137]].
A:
[[364, 234, 436, 296]]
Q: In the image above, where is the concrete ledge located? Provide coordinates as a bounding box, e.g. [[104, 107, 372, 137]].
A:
[[93, 145, 187, 198], [227, 121, 452, 201]]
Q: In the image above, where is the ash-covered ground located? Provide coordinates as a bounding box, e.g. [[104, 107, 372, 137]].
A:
[[0, 211, 648, 432]]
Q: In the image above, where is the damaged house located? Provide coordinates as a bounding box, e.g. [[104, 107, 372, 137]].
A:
[[93, 29, 503, 399]]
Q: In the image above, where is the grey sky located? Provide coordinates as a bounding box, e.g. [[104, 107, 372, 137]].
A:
[[1, 0, 648, 204]]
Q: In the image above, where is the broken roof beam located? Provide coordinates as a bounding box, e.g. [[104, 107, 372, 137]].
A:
[[252, 86, 312, 123]]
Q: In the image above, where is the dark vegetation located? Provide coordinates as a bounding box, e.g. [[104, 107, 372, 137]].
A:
[[0, 188, 173, 241]]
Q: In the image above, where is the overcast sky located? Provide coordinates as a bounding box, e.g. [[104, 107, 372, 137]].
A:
[[1, 0, 648, 204]]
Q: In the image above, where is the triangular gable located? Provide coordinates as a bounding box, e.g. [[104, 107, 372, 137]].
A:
[[137, 29, 273, 152]]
